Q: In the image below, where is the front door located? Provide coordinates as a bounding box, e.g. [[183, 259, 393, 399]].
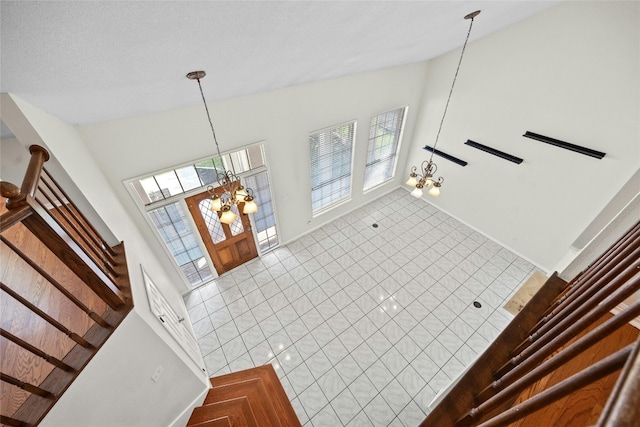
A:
[[185, 188, 258, 275]]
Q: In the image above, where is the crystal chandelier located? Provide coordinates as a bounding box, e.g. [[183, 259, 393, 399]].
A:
[[187, 70, 258, 224], [406, 10, 480, 198]]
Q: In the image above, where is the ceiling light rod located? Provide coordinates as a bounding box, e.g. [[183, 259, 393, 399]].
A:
[[187, 70, 258, 224], [406, 10, 480, 198]]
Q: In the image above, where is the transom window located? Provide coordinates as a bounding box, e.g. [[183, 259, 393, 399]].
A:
[[133, 145, 264, 205], [309, 121, 355, 215], [363, 107, 407, 191]]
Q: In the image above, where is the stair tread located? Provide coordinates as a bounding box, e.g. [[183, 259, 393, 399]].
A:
[[187, 365, 301, 427]]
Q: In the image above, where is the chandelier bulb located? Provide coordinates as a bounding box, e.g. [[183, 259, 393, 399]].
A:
[[219, 205, 237, 224], [410, 186, 424, 198], [210, 194, 223, 212], [406, 173, 418, 187], [242, 195, 258, 214], [428, 182, 442, 197]]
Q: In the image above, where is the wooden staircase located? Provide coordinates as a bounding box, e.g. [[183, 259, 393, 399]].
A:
[[1, 145, 133, 426], [187, 365, 301, 427]]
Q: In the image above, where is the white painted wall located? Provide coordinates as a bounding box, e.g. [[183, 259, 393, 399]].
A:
[[79, 63, 428, 287], [42, 312, 207, 427], [1, 94, 209, 426], [403, 1, 639, 271]]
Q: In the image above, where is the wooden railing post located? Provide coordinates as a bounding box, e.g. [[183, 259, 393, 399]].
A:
[[4, 145, 50, 209]]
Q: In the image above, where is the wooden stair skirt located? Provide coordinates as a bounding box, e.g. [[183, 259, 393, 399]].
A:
[[187, 365, 301, 427]]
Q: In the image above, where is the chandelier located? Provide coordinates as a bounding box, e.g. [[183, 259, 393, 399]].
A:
[[406, 10, 480, 198], [187, 70, 258, 224]]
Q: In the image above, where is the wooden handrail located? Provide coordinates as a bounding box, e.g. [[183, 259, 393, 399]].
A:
[[0, 204, 33, 232], [33, 193, 119, 279], [42, 168, 118, 258], [21, 202, 127, 309]]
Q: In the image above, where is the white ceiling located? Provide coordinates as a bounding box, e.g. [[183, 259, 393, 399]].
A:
[[1, 1, 559, 128]]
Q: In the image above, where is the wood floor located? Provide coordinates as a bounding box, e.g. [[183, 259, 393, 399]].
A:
[[1, 208, 107, 419], [188, 365, 301, 427]]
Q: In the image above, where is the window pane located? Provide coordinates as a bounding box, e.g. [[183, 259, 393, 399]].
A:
[[198, 199, 226, 244], [243, 171, 278, 251], [195, 159, 218, 186], [154, 170, 183, 198], [363, 107, 406, 191], [175, 165, 202, 191], [228, 205, 245, 236], [246, 145, 265, 169], [149, 202, 213, 286], [310, 122, 355, 214], [140, 177, 164, 202]]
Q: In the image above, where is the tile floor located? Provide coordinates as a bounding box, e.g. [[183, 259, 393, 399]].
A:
[[183, 188, 538, 427]]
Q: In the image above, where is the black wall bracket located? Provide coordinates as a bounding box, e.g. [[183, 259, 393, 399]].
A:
[[523, 131, 606, 159], [423, 145, 468, 166], [464, 140, 523, 164]]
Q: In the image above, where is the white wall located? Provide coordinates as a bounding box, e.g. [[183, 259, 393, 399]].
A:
[[42, 312, 208, 427], [1, 93, 209, 426], [403, 1, 639, 271], [79, 63, 428, 286]]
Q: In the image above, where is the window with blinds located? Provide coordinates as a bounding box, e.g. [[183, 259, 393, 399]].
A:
[[310, 121, 356, 215], [363, 107, 407, 191]]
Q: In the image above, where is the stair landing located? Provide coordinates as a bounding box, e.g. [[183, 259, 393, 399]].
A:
[[187, 364, 301, 427]]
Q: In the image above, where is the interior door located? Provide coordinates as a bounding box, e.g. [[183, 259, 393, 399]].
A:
[[185, 187, 258, 275]]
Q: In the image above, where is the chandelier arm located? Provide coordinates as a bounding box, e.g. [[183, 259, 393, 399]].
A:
[[429, 14, 477, 161]]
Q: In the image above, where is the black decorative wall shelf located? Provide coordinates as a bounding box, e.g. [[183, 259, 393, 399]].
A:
[[423, 145, 468, 166], [523, 131, 606, 159], [464, 140, 523, 164]]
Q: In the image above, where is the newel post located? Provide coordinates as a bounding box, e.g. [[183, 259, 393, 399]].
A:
[[3, 145, 50, 209]]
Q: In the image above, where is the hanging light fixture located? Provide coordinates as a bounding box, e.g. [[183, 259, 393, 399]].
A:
[[187, 70, 258, 224], [406, 10, 481, 198]]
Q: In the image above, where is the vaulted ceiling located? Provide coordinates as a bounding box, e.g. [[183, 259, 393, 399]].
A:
[[1, 1, 559, 128]]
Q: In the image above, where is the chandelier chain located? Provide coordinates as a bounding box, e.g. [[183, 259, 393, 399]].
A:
[[430, 15, 476, 162], [194, 77, 225, 165], [188, 70, 258, 221]]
